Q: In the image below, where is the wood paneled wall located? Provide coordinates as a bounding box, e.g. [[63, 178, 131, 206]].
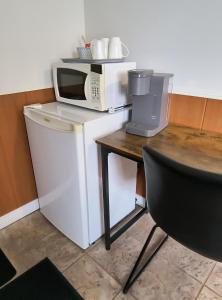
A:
[[0, 88, 55, 216], [1, 89, 222, 215], [136, 94, 222, 197], [168, 94, 222, 132]]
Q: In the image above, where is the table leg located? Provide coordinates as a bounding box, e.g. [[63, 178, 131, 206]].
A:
[[101, 146, 111, 250]]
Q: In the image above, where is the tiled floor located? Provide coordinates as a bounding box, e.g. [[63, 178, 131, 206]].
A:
[[0, 211, 222, 300]]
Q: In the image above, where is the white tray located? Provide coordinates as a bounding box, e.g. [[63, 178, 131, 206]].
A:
[[62, 58, 125, 64]]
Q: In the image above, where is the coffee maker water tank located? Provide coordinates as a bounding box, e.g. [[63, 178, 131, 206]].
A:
[[126, 69, 173, 137]]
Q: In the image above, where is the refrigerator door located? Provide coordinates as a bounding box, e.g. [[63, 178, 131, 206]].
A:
[[24, 109, 89, 249]]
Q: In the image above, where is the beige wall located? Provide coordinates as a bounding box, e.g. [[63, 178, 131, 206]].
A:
[[0, 0, 85, 95], [84, 0, 222, 100]]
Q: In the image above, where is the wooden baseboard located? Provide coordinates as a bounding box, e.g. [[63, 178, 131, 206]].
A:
[[0, 199, 39, 230]]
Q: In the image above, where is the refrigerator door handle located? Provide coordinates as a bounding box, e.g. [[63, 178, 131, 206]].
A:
[[24, 109, 82, 133]]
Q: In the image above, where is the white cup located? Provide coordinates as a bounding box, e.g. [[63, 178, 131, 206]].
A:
[[101, 38, 109, 59], [108, 37, 129, 59], [90, 39, 106, 60]]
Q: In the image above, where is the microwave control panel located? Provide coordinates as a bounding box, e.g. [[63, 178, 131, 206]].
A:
[[90, 73, 101, 102]]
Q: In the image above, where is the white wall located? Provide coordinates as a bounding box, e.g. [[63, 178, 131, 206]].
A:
[[84, 0, 222, 99], [0, 0, 85, 95]]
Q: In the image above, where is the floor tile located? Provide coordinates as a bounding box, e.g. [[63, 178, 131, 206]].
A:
[[124, 213, 215, 283], [64, 255, 121, 300], [197, 287, 222, 300], [17, 230, 84, 272], [0, 210, 213, 300], [158, 237, 215, 283], [113, 291, 137, 300], [88, 234, 143, 284], [130, 256, 201, 300], [22, 211, 55, 231], [124, 214, 156, 244], [206, 263, 222, 296], [0, 212, 55, 252], [0, 218, 31, 252]]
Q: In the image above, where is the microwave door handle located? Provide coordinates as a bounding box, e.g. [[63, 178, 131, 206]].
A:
[[84, 74, 91, 101]]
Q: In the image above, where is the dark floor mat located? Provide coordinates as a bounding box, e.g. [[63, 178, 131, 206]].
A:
[[0, 248, 16, 287], [0, 258, 84, 300]]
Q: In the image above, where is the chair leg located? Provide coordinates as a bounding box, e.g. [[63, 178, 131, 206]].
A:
[[123, 224, 168, 294]]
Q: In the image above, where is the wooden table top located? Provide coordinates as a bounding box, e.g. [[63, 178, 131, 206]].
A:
[[96, 125, 222, 175]]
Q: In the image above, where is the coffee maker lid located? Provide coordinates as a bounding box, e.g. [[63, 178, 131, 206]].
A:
[[128, 69, 154, 78]]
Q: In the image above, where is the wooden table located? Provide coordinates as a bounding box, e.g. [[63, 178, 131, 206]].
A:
[[96, 125, 222, 250]]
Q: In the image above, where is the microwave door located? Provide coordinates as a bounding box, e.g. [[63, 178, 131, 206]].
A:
[[57, 68, 87, 101]]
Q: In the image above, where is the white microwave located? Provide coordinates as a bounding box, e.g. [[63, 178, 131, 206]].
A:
[[52, 61, 136, 112]]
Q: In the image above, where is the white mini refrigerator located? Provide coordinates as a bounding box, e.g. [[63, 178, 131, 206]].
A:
[[24, 102, 137, 249]]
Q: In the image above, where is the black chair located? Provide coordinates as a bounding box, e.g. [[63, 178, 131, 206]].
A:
[[123, 144, 222, 293]]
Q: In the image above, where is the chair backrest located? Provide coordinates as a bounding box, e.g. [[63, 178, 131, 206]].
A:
[[143, 145, 222, 262]]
